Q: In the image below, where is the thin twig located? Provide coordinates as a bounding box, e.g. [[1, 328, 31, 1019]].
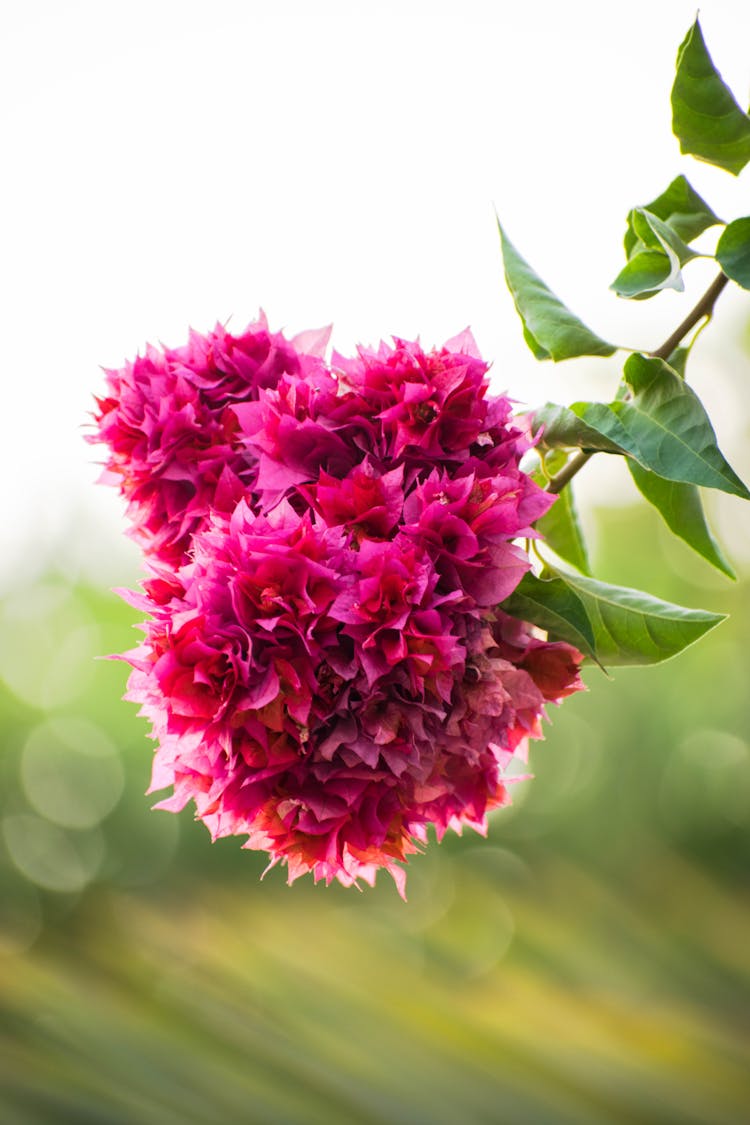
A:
[[545, 270, 730, 495], [546, 450, 592, 495], [652, 272, 729, 360]]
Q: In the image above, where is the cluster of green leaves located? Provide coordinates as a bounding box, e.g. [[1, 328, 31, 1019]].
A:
[[499, 18, 750, 670]]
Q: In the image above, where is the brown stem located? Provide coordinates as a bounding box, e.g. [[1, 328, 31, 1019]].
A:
[[546, 449, 592, 495], [545, 270, 730, 495], [651, 271, 729, 360]]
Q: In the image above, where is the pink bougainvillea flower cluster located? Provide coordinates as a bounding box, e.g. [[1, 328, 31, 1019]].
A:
[[91, 314, 584, 894]]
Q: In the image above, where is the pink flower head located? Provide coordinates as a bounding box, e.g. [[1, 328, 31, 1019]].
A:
[[89, 314, 328, 566], [230, 362, 361, 511], [93, 321, 585, 894], [334, 330, 491, 460], [302, 458, 405, 540]]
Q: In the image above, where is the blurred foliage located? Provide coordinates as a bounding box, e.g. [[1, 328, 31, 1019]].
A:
[[1, 502, 749, 1124]]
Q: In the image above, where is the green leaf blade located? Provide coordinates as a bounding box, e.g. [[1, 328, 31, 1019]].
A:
[[533, 401, 635, 457], [498, 222, 616, 362], [716, 217, 750, 289], [556, 571, 726, 667], [536, 491, 591, 576], [534, 360, 750, 503], [617, 354, 750, 500], [623, 175, 722, 256], [532, 454, 591, 575], [499, 572, 597, 661], [612, 249, 675, 300], [671, 18, 750, 176], [665, 346, 689, 379], [612, 209, 698, 301], [634, 209, 698, 266], [501, 570, 726, 668], [627, 460, 735, 579]]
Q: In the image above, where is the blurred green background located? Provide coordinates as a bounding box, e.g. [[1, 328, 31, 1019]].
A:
[[4, 3, 750, 1120], [1, 497, 749, 1125]]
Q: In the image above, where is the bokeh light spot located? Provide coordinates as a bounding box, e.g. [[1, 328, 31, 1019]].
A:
[[21, 716, 124, 830], [2, 814, 104, 893], [660, 728, 750, 834], [0, 583, 100, 709]]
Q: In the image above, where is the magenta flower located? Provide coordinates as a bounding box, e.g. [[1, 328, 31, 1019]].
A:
[[303, 459, 405, 540], [90, 314, 329, 566], [333, 330, 492, 458], [92, 318, 584, 894]]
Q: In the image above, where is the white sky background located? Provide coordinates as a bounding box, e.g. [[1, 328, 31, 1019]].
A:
[[2, 0, 750, 590]]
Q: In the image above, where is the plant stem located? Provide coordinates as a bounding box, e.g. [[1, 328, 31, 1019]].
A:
[[546, 449, 592, 494], [651, 272, 729, 360], [545, 270, 730, 495]]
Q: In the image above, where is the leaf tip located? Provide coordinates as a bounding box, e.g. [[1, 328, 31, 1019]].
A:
[[672, 13, 750, 175]]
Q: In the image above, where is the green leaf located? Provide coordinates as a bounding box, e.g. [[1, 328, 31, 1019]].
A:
[[623, 176, 722, 256], [671, 18, 750, 176], [498, 222, 616, 361], [555, 570, 726, 666], [499, 572, 597, 661], [612, 209, 699, 300], [532, 453, 591, 575], [501, 570, 726, 668], [535, 357, 750, 501], [635, 210, 698, 266], [627, 461, 735, 579], [666, 346, 689, 379], [611, 249, 675, 301], [536, 489, 591, 575], [716, 217, 750, 289], [616, 354, 750, 499], [533, 401, 635, 457]]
